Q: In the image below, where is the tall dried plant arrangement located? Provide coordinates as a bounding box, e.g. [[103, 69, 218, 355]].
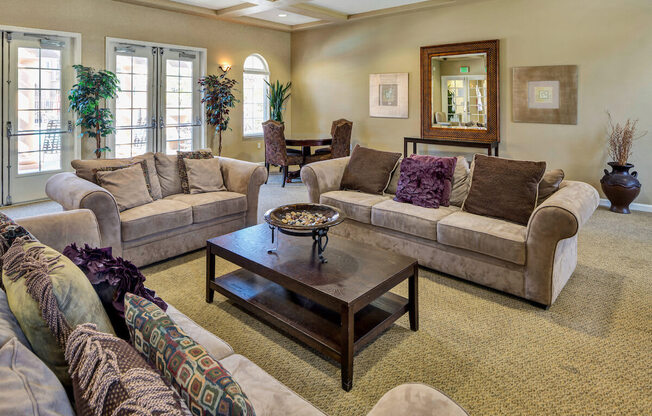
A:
[[606, 111, 647, 165]]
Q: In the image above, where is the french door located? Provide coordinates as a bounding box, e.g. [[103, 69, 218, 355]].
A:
[[1, 30, 78, 205], [107, 39, 204, 158], [441, 75, 487, 125]]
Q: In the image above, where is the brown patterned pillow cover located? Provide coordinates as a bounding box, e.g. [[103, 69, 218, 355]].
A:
[[177, 150, 214, 194], [66, 323, 190, 416]]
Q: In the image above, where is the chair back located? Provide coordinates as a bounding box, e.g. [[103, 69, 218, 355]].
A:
[[330, 119, 353, 158], [435, 112, 447, 123], [263, 120, 288, 166]]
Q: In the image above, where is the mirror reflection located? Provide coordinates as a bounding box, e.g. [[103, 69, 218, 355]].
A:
[[431, 53, 487, 130]]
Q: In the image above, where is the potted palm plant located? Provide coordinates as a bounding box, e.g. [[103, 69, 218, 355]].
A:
[[600, 111, 648, 213], [265, 80, 291, 123], [199, 73, 239, 156], [68, 65, 120, 158]]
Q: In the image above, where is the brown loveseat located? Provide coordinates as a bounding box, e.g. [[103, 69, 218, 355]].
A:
[[301, 157, 600, 307], [45, 153, 267, 267]]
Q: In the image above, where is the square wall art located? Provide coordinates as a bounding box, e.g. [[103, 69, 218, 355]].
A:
[[370, 73, 408, 118], [512, 65, 578, 124]]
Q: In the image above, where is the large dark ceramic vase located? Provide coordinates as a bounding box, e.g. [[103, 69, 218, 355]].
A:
[[600, 162, 641, 214]]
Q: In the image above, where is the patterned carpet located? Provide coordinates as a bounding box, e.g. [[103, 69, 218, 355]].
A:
[[144, 174, 650, 415]]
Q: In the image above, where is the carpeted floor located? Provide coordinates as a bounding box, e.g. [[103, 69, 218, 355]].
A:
[[140, 172, 652, 416]]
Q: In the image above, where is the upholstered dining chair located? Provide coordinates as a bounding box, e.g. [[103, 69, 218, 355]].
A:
[[262, 120, 304, 187], [307, 119, 353, 163]]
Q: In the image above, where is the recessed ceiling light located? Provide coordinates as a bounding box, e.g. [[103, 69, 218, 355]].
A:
[[278, 13, 287, 17]]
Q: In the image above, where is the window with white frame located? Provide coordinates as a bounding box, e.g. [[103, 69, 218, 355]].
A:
[[243, 54, 269, 137]]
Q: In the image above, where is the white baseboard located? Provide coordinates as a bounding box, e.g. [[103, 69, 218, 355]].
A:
[[599, 198, 652, 213]]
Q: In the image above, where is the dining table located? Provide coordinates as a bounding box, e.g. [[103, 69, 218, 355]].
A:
[[284, 137, 332, 182]]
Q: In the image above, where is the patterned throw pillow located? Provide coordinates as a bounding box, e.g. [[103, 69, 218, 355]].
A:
[[177, 150, 213, 194], [66, 323, 190, 416], [394, 155, 457, 208], [93, 160, 155, 199], [0, 212, 34, 290], [125, 293, 255, 416]]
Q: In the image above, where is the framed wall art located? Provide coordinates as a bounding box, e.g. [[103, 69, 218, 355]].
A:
[[512, 65, 578, 124], [369, 73, 408, 118]]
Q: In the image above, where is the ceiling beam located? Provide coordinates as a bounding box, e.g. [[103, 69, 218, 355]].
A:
[[349, 0, 456, 21], [280, 3, 348, 22], [216, 0, 310, 18]]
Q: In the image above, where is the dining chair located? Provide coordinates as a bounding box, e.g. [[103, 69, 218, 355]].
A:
[[262, 120, 304, 187], [310, 119, 353, 162]]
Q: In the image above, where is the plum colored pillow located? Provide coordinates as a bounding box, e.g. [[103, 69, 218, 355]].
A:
[[394, 155, 457, 208]]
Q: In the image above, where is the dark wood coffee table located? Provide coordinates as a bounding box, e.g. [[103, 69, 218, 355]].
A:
[[205, 224, 418, 391]]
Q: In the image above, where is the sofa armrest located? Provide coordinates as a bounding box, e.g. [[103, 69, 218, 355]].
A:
[[525, 180, 599, 304], [366, 383, 468, 416], [45, 172, 123, 256], [300, 157, 350, 203], [218, 157, 267, 226], [17, 209, 102, 253]]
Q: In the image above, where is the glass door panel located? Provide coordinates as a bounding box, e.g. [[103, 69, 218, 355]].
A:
[[161, 50, 201, 154], [2, 32, 76, 204], [108, 43, 154, 158]]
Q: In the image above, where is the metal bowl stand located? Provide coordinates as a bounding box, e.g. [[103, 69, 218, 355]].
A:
[[267, 225, 330, 263]]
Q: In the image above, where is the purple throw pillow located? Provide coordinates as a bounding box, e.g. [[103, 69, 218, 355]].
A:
[[394, 155, 457, 208]]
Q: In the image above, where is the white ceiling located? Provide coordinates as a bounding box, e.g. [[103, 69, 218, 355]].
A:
[[160, 0, 460, 30], [249, 9, 319, 25], [306, 0, 431, 15]]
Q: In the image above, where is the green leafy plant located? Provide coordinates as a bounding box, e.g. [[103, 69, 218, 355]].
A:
[[199, 73, 239, 156], [68, 65, 120, 158], [265, 80, 291, 123]]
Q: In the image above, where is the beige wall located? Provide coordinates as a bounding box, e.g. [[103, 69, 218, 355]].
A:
[[1, 0, 291, 161], [291, 0, 652, 205]]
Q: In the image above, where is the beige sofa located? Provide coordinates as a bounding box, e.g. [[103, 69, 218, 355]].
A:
[[45, 153, 267, 267], [3, 209, 468, 416], [301, 157, 600, 307]]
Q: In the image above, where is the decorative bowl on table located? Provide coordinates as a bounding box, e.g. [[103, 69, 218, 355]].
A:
[[263, 203, 345, 263], [264, 203, 344, 233]]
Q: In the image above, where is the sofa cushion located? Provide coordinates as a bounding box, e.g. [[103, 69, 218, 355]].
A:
[[450, 156, 470, 207], [462, 154, 546, 225], [0, 338, 75, 416], [155, 152, 183, 197], [2, 239, 115, 387], [183, 157, 226, 194], [340, 145, 401, 195], [125, 293, 255, 416], [66, 323, 188, 416], [220, 354, 326, 416], [95, 164, 154, 211], [165, 192, 247, 224], [320, 191, 390, 224], [0, 289, 31, 350], [371, 200, 459, 241], [120, 199, 192, 241], [72, 152, 162, 200], [437, 211, 527, 265]]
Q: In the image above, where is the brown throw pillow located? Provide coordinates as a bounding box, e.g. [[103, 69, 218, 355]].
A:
[[183, 157, 226, 194], [462, 154, 546, 225], [340, 145, 401, 195], [95, 164, 153, 211], [538, 169, 565, 204], [177, 150, 213, 194]]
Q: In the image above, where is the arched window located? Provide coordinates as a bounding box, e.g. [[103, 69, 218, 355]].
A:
[[243, 54, 269, 137]]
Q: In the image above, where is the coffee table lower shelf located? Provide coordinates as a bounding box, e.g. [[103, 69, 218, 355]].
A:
[[207, 268, 409, 386]]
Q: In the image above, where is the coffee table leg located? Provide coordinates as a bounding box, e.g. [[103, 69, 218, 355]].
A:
[[206, 248, 215, 303], [341, 306, 354, 391], [409, 264, 419, 331]]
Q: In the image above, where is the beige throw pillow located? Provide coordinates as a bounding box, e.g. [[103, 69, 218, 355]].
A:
[[449, 156, 470, 206], [182, 157, 226, 194], [95, 164, 153, 211], [155, 153, 183, 197]]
